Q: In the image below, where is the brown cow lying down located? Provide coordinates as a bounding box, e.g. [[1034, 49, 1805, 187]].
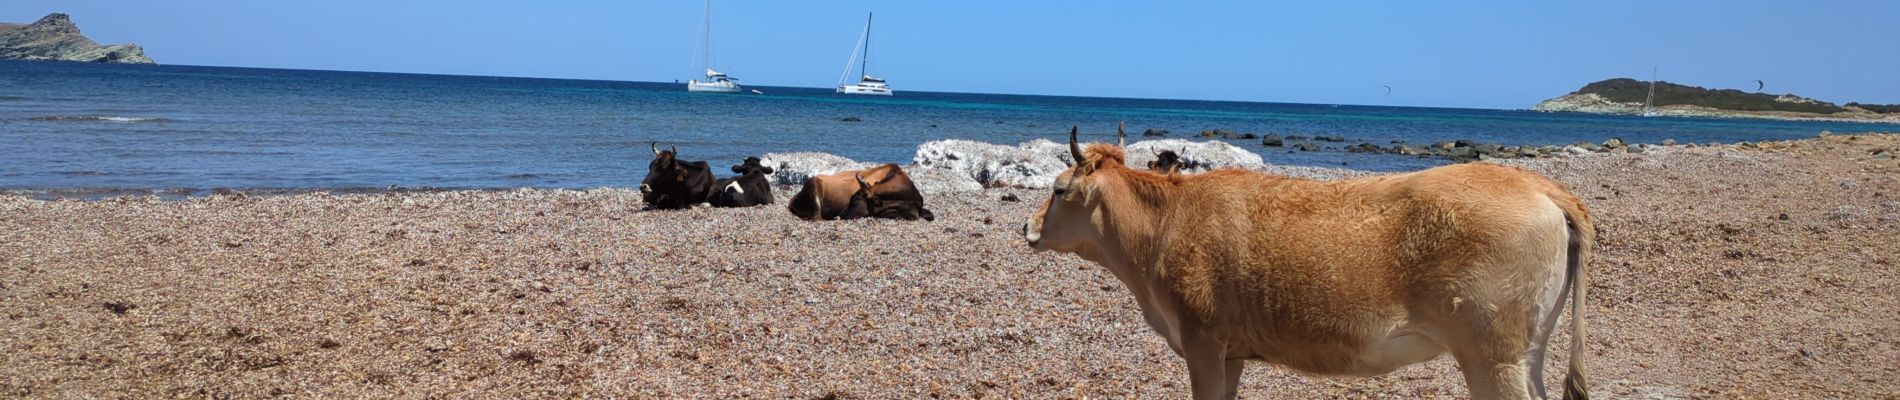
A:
[[1023, 126, 1593, 400], [788, 163, 933, 221]]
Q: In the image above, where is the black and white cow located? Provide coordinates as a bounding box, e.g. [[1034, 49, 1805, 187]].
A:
[[710, 156, 775, 208]]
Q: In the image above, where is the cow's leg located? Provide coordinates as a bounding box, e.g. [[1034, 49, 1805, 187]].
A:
[[1444, 303, 1537, 400], [1180, 336, 1238, 400], [1220, 359, 1244, 397]]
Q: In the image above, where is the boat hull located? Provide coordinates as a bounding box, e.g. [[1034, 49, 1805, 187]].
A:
[[688, 80, 742, 93], [837, 84, 893, 96]]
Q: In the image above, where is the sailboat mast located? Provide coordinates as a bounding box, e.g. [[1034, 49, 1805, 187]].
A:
[[1645, 66, 1657, 111], [702, 0, 713, 73], [861, 13, 873, 79]]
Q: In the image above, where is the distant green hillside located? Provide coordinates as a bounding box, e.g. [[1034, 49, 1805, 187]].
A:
[[1576, 78, 1846, 114], [1848, 102, 1900, 114]]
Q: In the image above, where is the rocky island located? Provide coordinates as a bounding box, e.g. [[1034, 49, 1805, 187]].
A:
[[1534, 78, 1898, 123], [0, 13, 153, 64]]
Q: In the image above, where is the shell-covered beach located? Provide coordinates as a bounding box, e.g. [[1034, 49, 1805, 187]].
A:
[[4, 134, 1897, 398]]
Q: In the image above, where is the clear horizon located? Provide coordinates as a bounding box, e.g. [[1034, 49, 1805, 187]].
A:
[[7, 1, 1897, 109]]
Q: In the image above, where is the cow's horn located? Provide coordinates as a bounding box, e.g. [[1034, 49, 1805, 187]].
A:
[[1068, 126, 1084, 164], [669, 145, 677, 155], [650, 141, 661, 156], [1117, 121, 1126, 147], [855, 172, 870, 188]]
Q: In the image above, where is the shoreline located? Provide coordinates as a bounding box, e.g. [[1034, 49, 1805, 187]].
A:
[[4, 134, 1897, 397], [6, 133, 1881, 201]]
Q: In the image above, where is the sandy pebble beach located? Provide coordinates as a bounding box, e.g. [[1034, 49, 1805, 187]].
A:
[[3, 134, 1898, 399]]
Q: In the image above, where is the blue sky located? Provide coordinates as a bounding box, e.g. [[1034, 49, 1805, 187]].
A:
[[7, 1, 1897, 109]]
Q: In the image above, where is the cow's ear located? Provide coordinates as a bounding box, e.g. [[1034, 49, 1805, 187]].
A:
[[761, 166, 775, 174], [732, 165, 745, 174]]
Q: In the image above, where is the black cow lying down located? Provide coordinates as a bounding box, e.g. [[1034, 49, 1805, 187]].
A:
[[711, 157, 775, 208], [639, 142, 716, 210]]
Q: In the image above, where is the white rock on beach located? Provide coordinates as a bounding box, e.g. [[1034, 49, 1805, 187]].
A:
[[910, 138, 1274, 189], [1124, 139, 1267, 172], [757, 152, 873, 186], [912, 139, 1073, 189]]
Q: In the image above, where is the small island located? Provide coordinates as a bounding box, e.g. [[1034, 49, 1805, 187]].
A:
[[1534, 78, 1899, 123], [0, 13, 154, 64]]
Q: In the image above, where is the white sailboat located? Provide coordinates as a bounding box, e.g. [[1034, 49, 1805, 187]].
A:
[[1641, 67, 1660, 117], [686, 0, 742, 93], [836, 13, 892, 96]]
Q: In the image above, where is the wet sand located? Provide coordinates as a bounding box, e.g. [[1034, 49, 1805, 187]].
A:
[[3, 134, 1897, 398]]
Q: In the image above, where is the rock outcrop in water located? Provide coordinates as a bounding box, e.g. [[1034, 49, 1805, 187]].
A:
[[0, 13, 154, 64]]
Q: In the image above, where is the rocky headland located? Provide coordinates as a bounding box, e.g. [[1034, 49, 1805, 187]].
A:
[[0, 13, 154, 64], [1532, 78, 1899, 123]]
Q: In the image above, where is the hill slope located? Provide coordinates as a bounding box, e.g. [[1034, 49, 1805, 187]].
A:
[[1534, 78, 1897, 123]]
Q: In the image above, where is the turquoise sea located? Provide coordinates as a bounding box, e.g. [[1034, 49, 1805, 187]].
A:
[[2, 60, 1888, 194]]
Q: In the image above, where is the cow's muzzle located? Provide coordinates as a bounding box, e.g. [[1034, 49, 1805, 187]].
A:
[[638, 184, 652, 194], [1022, 222, 1041, 247]]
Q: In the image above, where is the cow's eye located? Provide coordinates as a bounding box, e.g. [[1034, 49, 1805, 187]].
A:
[[1053, 186, 1068, 196]]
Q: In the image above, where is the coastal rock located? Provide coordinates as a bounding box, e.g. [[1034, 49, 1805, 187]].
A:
[[839, 116, 862, 122], [1530, 92, 1639, 114], [1261, 134, 1284, 147], [903, 166, 984, 194], [1124, 139, 1267, 173], [912, 139, 1071, 189], [0, 13, 154, 64], [1295, 143, 1319, 152], [1314, 135, 1346, 142], [757, 152, 873, 186], [1141, 128, 1169, 137]]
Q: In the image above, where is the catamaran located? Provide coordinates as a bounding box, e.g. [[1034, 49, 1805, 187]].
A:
[[686, 0, 742, 93], [836, 13, 892, 96]]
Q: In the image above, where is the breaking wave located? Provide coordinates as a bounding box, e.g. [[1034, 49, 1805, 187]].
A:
[[29, 115, 173, 123]]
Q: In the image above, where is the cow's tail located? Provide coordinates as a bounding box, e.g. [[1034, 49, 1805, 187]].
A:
[[1551, 190, 1593, 400]]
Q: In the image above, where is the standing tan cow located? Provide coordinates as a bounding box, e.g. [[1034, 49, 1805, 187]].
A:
[[1023, 127, 1593, 400]]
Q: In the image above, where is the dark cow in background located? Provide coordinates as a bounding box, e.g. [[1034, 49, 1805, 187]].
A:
[[1146, 149, 1203, 174], [639, 142, 716, 210], [710, 157, 775, 208], [788, 163, 931, 221], [839, 173, 936, 221]]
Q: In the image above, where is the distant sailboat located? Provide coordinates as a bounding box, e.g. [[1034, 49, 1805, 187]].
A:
[[686, 0, 742, 93], [1641, 67, 1660, 117], [836, 13, 892, 96]]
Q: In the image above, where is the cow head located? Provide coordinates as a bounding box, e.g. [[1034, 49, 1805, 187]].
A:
[[839, 172, 935, 221], [838, 173, 877, 220], [639, 142, 685, 204], [1025, 125, 1135, 253], [731, 156, 775, 176], [1147, 149, 1183, 174]]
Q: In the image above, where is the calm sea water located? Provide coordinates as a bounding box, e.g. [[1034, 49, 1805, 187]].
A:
[[2, 60, 1889, 192]]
